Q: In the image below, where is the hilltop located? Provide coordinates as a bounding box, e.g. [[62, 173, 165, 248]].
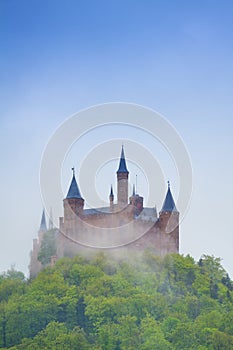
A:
[[1, 252, 233, 349]]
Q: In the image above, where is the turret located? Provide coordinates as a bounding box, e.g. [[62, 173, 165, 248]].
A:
[[63, 168, 84, 225], [117, 146, 129, 207], [129, 184, 144, 216], [109, 185, 114, 210], [30, 210, 46, 278], [159, 181, 179, 252]]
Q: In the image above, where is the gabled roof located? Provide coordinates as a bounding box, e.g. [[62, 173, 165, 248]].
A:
[[161, 183, 178, 213], [66, 172, 83, 199], [39, 209, 47, 231], [117, 146, 129, 173]]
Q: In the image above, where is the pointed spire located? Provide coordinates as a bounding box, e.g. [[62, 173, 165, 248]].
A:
[[110, 185, 114, 197], [66, 168, 83, 199], [161, 181, 178, 212], [39, 209, 47, 231], [109, 185, 114, 209], [117, 145, 129, 173]]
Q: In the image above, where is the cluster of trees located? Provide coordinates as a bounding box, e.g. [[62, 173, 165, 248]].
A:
[[37, 229, 56, 266], [1, 252, 233, 349]]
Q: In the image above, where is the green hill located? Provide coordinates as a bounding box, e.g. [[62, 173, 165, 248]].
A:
[[1, 252, 233, 349]]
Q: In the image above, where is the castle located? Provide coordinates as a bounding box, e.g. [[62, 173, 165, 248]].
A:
[[29, 146, 179, 277]]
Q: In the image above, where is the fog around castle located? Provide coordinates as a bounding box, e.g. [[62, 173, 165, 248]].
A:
[[0, 1, 233, 277]]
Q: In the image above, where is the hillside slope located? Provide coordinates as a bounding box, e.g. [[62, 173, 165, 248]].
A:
[[1, 252, 233, 349]]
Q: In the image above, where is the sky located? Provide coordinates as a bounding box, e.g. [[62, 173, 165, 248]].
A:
[[0, 0, 233, 277]]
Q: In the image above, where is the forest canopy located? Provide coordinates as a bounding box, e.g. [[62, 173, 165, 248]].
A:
[[0, 252, 233, 349]]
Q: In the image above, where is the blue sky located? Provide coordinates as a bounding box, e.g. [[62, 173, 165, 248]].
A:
[[0, 0, 233, 276]]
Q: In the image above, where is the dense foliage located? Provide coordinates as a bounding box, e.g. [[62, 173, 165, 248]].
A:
[[37, 229, 56, 266], [1, 252, 233, 349]]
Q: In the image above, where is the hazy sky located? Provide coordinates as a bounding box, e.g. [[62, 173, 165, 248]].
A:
[[1, 0, 233, 277]]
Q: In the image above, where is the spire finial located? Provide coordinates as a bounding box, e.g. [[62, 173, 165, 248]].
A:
[[167, 180, 170, 188], [136, 174, 138, 194], [72, 167, 75, 176]]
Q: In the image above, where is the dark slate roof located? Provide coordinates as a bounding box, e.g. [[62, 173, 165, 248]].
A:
[[109, 185, 114, 197], [161, 184, 178, 212], [136, 207, 158, 222], [84, 207, 113, 215], [117, 146, 129, 173], [66, 174, 83, 199], [39, 209, 47, 231]]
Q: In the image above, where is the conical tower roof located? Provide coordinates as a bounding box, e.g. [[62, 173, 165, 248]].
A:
[[117, 146, 129, 173], [66, 168, 83, 199], [39, 209, 47, 231], [161, 182, 178, 213], [109, 185, 114, 197]]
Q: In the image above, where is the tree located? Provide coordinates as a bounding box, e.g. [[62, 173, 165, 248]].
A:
[[38, 229, 57, 266], [139, 315, 173, 350], [1, 252, 233, 349], [12, 322, 91, 349]]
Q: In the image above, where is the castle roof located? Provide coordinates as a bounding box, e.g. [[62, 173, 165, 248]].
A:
[[66, 169, 83, 199], [161, 182, 178, 213], [117, 146, 129, 173], [109, 185, 114, 197], [39, 209, 47, 231], [84, 207, 113, 215], [136, 207, 158, 222]]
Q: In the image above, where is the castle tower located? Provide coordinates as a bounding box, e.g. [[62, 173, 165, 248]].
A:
[[129, 184, 144, 216], [117, 146, 129, 207], [109, 185, 114, 210], [159, 182, 179, 252], [29, 210, 47, 278], [63, 168, 84, 228]]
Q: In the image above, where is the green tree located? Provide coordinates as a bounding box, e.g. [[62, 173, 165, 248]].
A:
[[139, 315, 173, 350], [38, 229, 56, 266], [1, 253, 233, 349]]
